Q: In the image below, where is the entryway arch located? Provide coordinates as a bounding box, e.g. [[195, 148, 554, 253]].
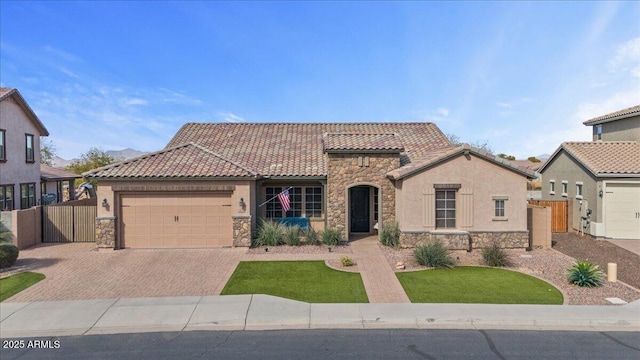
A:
[[345, 182, 381, 240]]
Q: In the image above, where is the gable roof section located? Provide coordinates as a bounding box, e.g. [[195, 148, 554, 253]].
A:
[[41, 165, 82, 180], [323, 133, 404, 153], [387, 144, 536, 180], [538, 141, 640, 177], [583, 104, 640, 126], [84, 142, 257, 179], [167, 122, 450, 177], [0, 87, 49, 136]]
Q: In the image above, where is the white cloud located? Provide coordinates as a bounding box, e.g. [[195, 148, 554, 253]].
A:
[[497, 102, 512, 109], [436, 107, 449, 117], [42, 45, 83, 63], [216, 112, 246, 123], [123, 98, 149, 106], [158, 88, 203, 106], [608, 37, 640, 77]]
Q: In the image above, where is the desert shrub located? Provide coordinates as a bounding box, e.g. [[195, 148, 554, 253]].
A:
[[566, 261, 603, 288], [379, 222, 400, 248], [321, 228, 343, 246], [253, 220, 286, 247], [481, 242, 511, 267], [0, 219, 11, 243], [413, 241, 455, 268], [341, 256, 354, 267], [303, 227, 320, 245], [283, 226, 301, 246], [0, 243, 19, 269]]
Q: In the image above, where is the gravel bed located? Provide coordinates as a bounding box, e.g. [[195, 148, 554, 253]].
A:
[[246, 244, 353, 255], [379, 244, 640, 305]]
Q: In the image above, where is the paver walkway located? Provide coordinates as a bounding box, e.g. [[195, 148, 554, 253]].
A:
[[349, 235, 411, 303]]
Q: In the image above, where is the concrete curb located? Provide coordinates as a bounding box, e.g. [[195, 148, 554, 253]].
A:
[[1, 295, 639, 338]]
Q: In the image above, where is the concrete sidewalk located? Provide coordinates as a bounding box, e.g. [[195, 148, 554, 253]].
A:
[[1, 295, 639, 338]]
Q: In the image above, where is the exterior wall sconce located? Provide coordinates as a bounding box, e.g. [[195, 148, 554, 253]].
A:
[[102, 198, 109, 208], [599, 190, 603, 198], [239, 197, 246, 209]]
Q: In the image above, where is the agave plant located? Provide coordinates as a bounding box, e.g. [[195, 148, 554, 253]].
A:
[[566, 261, 603, 288]]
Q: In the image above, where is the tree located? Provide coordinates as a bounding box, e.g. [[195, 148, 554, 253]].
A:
[[445, 133, 493, 153], [67, 148, 115, 185], [527, 156, 541, 163], [497, 153, 516, 161], [40, 138, 57, 166], [445, 133, 462, 146]]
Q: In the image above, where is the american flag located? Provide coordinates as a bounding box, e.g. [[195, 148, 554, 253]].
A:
[[277, 189, 291, 213]]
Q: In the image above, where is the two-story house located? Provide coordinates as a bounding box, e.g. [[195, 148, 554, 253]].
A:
[[0, 88, 49, 210], [538, 105, 640, 240]]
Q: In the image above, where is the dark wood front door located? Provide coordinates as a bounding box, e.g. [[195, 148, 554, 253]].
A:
[[350, 186, 370, 233]]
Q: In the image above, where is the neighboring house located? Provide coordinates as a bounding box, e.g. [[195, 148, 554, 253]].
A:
[[40, 164, 81, 204], [0, 88, 49, 211], [583, 104, 640, 142], [539, 105, 640, 240], [85, 122, 535, 250]]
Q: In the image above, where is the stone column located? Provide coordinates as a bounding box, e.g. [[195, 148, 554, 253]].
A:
[[232, 215, 252, 247], [95, 217, 116, 250]]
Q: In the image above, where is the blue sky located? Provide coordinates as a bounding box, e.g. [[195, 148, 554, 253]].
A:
[[1, 1, 639, 160]]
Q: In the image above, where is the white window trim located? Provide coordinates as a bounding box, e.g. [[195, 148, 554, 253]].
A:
[[575, 182, 583, 199], [561, 180, 568, 197], [492, 195, 508, 221], [549, 179, 555, 195]]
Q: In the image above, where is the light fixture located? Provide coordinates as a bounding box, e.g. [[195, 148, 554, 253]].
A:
[[599, 190, 603, 198], [239, 197, 246, 208], [101, 198, 109, 208]]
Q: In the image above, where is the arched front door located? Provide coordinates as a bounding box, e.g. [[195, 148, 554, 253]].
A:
[[350, 186, 370, 232]]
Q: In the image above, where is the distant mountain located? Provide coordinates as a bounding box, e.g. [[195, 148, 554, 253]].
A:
[[536, 153, 551, 160], [50, 148, 148, 168]]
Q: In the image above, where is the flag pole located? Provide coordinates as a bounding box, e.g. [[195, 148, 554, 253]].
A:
[[258, 186, 292, 208]]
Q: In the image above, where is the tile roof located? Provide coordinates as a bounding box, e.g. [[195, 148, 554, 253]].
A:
[[556, 141, 640, 176], [84, 142, 257, 179], [583, 104, 640, 125], [387, 144, 537, 180], [511, 160, 543, 172], [0, 87, 49, 136], [41, 165, 82, 180], [166, 122, 450, 177], [323, 133, 404, 153]]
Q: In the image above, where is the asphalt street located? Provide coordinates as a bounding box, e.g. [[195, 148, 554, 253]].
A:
[[2, 329, 639, 360]]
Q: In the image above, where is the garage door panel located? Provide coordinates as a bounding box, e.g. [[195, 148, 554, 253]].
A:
[[121, 193, 234, 248], [605, 184, 640, 240]]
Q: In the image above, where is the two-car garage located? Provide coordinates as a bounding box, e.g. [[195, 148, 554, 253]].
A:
[[120, 193, 234, 248]]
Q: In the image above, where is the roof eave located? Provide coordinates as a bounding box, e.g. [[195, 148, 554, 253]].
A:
[[583, 111, 640, 126], [85, 175, 257, 181], [324, 149, 404, 154], [595, 173, 640, 178]]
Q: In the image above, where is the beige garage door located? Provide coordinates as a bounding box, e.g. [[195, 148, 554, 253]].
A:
[[121, 193, 233, 248], [604, 183, 640, 240]]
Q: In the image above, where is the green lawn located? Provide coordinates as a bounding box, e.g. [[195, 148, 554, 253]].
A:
[[221, 261, 368, 303], [0, 272, 46, 302], [397, 267, 563, 304]]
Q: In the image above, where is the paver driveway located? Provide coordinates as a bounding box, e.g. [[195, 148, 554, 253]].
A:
[[0, 243, 246, 302]]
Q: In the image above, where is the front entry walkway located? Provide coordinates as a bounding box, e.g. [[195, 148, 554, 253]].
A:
[[606, 239, 640, 256], [349, 235, 410, 303]]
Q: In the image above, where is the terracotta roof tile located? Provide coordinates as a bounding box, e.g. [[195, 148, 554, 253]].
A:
[[323, 133, 404, 152], [387, 144, 536, 180], [85, 143, 257, 179], [561, 141, 640, 175], [583, 105, 640, 125], [166, 122, 449, 177]]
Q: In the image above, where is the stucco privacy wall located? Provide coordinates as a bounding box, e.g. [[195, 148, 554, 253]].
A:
[[95, 179, 255, 248], [0, 99, 43, 206], [395, 154, 529, 247], [327, 153, 399, 237], [0, 207, 41, 250]]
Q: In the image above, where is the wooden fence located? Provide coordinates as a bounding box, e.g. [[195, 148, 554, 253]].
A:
[[42, 205, 96, 243], [527, 200, 569, 233]]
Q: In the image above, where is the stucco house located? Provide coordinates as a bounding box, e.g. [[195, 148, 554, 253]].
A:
[[85, 122, 536, 250], [0, 88, 49, 211], [40, 164, 81, 204], [538, 105, 640, 239]]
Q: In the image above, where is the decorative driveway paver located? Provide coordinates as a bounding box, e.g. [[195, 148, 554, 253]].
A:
[[1, 243, 245, 302]]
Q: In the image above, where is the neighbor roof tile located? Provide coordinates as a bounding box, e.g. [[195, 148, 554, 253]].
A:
[[561, 141, 640, 175], [583, 105, 640, 125]]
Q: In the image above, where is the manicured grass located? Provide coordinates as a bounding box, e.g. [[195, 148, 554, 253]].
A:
[[221, 261, 368, 303], [0, 272, 46, 302], [397, 267, 563, 304]]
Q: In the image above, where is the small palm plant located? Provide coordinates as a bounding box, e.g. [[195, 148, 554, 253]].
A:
[[566, 261, 603, 288]]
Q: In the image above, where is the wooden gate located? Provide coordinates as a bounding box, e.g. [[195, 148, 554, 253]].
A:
[[527, 200, 568, 233], [42, 205, 96, 242]]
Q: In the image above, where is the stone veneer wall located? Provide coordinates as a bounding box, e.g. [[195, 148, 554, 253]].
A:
[[95, 217, 116, 249], [399, 230, 529, 250], [232, 215, 252, 247], [326, 153, 399, 238]]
